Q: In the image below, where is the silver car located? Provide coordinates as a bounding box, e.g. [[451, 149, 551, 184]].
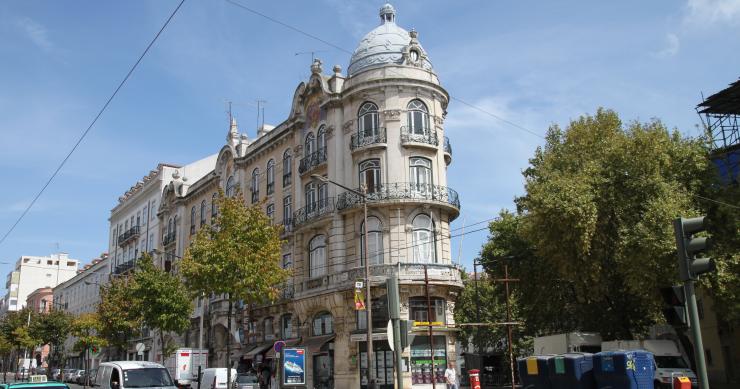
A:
[[234, 374, 258, 389]]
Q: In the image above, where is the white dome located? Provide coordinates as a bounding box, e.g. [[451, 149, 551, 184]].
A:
[[347, 4, 433, 76]]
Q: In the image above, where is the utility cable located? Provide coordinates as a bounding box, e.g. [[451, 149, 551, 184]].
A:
[[0, 0, 187, 248]]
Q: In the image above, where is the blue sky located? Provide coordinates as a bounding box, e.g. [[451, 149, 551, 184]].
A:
[[1, 0, 739, 278]]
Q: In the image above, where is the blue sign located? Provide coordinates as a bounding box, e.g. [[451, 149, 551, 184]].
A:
[[283, 348, 305, 386]]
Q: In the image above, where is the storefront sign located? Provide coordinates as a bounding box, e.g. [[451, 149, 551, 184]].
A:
[[413, 321, 444, 326], [350, 333, 388, 342], [282, 348, 305, 386]]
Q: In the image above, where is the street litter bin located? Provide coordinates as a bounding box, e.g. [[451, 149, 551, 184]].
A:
[[593, 350, 655, 389], [547, 353, 595, 389], [468, 369, 481, 389], [673, 376, 691, 389], [517, 356, 552, 389]]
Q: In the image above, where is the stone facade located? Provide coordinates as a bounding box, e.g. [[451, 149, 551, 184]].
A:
[[157, 4, 462, 388]]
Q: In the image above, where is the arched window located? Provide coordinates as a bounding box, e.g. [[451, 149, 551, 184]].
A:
[[225, 175, 236, 197], [312, 312, 333, 336], [282, 149, 292, 187], [167, 217, 173, 235], [281, 314, 293, 339], [251, 168, 259, 203], [361, 216, 383, 265], [317, 126, 327, 151], [190, 206, 196, 235], [359, 159, 381, 194], [412, 214, 436, 263], [200, 200, 206, 226], [305, 132, 315, 156], [266, 159, 275, 195], [211, 193, 218, 219], [409, 157, 432, 194], [309, 235, 326, 278], [358, 102, 379, 138], [407, 99, 430, 135]]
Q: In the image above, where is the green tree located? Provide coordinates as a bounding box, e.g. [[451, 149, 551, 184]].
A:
[[72, 313, 107, 385], [0, 308, 38, 375], [131, 254, 192, 362], [30, 309, 72, 377], [182, 191, 289, 385], [482, 109, 712, 339], [98, 275, 142, 359], [454, 272, 507, 352], [0, 333, 12, 382]]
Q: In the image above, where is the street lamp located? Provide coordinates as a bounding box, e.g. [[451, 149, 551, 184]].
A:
[[311, 174, 375, 388]]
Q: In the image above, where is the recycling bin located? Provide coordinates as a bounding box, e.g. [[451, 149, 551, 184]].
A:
[[517, 356, 552, 389], [594, 350, 655, 389], [547, 353, 596, 389]]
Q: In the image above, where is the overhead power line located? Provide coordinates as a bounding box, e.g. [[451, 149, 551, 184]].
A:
[[0, 0, 187, 248]]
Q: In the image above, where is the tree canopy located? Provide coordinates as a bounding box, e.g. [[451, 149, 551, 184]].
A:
[[98, 273, 142, 357]]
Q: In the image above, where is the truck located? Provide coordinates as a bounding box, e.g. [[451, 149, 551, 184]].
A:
[[163, 348, 208, 389], [532, 332, 603, 355], [601, 339, 698, 389]]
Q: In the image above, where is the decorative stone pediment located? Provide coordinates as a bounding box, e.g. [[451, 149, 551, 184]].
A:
[[383, 109, 401, 121]]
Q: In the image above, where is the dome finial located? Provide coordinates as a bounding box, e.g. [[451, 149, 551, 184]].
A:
[[379, 3, 396, 24]]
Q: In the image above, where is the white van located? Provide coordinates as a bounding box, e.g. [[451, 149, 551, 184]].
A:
[[95, 361, 177, 389], [602, 340, 698, 388], [199, 368, 237, 389]]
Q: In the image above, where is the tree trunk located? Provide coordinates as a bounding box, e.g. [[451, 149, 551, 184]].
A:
[[226, 298, 232, 389]]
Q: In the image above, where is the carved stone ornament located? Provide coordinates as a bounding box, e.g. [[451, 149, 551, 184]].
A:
[[446, 301, 455, 314], [434, 115, 444, 125], [325, 125, 335, 139], [293, 144, 303, 156], [342, 119, 355, 134], [383, 109, 401, 121]]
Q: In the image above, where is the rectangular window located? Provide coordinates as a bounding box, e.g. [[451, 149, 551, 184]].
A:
[[283, 196, 292, 228], [143, 205, 148, 221], [282, 315, 292, 339], [150, 201, 157, 220], [409, 297, 446, 324], [305, 183, 317, 210], [266, 204, 275, 225]]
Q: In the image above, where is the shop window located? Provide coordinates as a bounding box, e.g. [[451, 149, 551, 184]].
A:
[[357, 295, 389, 330], [410, 335, 447, 385], [409, 297, 446, 324], [312, 312, 333, 336]]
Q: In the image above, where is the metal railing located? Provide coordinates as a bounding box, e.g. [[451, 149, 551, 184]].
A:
[[298, 148, 328, 174], [336, 182, 460, 210], [444, 136, 452, 155], [163, 230, 177, 246], [117, 225, 141, 246], [292, 198, 335, 228], [114, 260, 135, 275], [350, 128, 387, 151], [400, 126, 438, 146]]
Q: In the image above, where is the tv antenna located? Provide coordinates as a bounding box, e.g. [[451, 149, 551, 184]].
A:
[[295, 50, 329, 62]]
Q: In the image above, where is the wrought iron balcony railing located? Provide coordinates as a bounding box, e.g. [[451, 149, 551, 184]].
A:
[[163, 230, 177, 246], [350, 128, 387, 151], [336, 182, 460, 211], [400, 126, 438, 146], [444, 136, 452, 155], [298, 148, 328, 175], [114, 260, 135, 275], [292, 198, 335, 228], [117, 225, 141, 246]]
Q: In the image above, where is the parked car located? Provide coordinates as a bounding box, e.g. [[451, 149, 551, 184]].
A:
[[50, 370, 61, 381], [73, 371, 85, 384], [96, 361, 176, 389], [84, 369, 98, 386], [63, 370, 78, 383], [234, 374, 258, 389]]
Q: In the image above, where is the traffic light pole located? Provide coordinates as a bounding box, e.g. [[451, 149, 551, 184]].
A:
[[684, 281, 709, 389]]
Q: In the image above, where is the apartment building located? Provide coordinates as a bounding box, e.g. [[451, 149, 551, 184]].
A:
[[2, 253, 79, 313]]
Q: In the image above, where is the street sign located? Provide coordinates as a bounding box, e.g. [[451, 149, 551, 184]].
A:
[[136, 342, 145, 356], [387, 320, 394, 351], [282, 348, 305, 386], [274, 340, 286, 353]]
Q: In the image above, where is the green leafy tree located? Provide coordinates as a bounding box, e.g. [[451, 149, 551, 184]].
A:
[[482, 109, 713, 339], [131, 254, 192, 362], [182, 191, 289, 385], [30, 309, 72, 377], [72, 313, 107, 385], [454, 272, 507, 352], [0, 308, 38, 375], [0, 333, 12, 382], [98, 275, 142, 359]]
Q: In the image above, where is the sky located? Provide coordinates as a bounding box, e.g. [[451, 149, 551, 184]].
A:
[[0, 0, 739, 280]]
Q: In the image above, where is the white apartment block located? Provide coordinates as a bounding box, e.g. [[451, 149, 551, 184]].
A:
[[108, 156, 216, 275], [2, 253, 79, 313]]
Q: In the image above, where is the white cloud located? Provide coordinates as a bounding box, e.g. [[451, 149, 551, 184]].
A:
[[684, 0, 740, 26], [654, 33, 680, 58], [16, 17, 52, 51]]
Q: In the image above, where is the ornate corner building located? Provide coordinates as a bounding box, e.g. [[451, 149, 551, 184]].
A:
[[156, 4, 463, 388]]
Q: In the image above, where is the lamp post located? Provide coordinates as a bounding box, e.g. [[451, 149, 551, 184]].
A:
[[310, 174, 375, 389]]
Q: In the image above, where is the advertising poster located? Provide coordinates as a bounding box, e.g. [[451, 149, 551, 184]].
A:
[[283, 348, 306, 385]]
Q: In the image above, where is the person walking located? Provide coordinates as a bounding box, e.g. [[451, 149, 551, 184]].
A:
[[444, 362, 458, 389]]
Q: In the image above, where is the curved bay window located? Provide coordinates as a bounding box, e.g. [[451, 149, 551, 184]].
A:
[[200, 200, 206, 227], [266, 159, 275, 195], [282, 149, 292, 187], [358, 102, 379, 138], [412, 214, 436, 263], [312, 312, 333, 336], [409, 157, 432, 193], [309, 235, 326, 278], [190, 206, 196, 235], [359, 159, 381, 194], [360, 216, 383, 266], [225, 175, 236, 197], [251, 168, 260, 203], [407, 99, 430, 135]]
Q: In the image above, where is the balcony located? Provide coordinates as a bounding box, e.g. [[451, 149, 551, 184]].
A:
[[114, 260, 135, 275], [298, 148, 328, 175], [117, 225, 141, 247], [350, 128, 387, 152], [292, 198, 335, 228], [163, 230, 177, 246], [336, 182, 460, 217], [400, 126, 438, 149], [280, 282, 295, 300], [443, 136, 452, 165]]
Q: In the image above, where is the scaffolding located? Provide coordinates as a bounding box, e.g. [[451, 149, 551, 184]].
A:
[[697, 79, 740, 183]]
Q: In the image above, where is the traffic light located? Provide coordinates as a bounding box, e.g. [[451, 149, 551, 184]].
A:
[[399, 320, 414, 350], [673, 216, 715, 281], [660, 286, 686, 326]]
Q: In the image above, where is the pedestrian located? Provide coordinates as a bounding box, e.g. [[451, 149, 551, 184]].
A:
[[258, 365, 271, 389], [444, 362, 458, 389]]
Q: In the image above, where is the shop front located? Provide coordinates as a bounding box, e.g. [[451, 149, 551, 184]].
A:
[[410, 335, 448, 386]]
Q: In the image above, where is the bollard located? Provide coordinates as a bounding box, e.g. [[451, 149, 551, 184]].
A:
[[468, 369, 481, 389]]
